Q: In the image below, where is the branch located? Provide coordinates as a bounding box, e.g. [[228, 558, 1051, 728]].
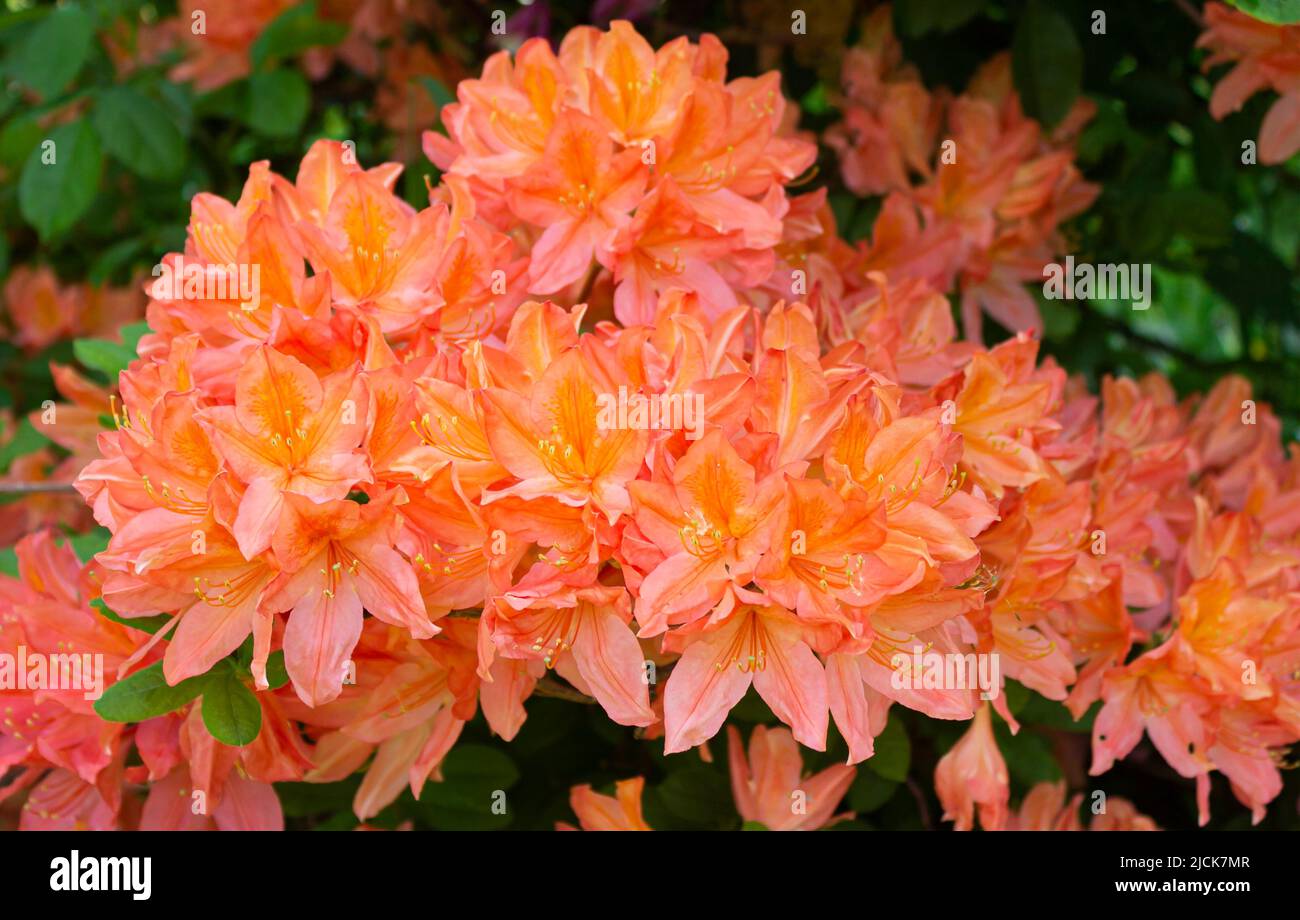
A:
[[0, 482, 79, 495], [1072, 299, 1249, 373]]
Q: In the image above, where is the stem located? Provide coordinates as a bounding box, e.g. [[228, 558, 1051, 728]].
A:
[[575, 262, 601, 307], [1173, 0, 1203, 26], [0, 482, 79, 495], [906, 777, 933, 830], [533, 676, 597, 705]]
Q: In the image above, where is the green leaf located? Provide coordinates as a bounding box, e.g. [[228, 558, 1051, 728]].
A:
[[848, 770, 899, 813], [18, 118, 102, 242], [94, 661, 208, 723], [1002, 678, 1031, 715], [246, 69, 310, 138], [66, 528, 111, 563], [6, 4, 94, 99], [657, 767, 734, 826], [727, 686, 778, 723], [0, 85, 17, 121], [0, 417, 51, 474], [250, 1, 348, 70], [201, 666, 263, 745], [1205, 229, 1296, 321], [895, 0, 989, 36], [741, 820, 770, 831], [88, 238, 148, 285], [412, 744, 520, 829], [1159, 188, 1232, 248], [120, 321, 152, 353], [1012, 0, 1082, 129], [994, 722, 1062, 788], [74, 336, 135, 380], [1226, 0, 1300, 24], [867, 717, 912, 782], [92, 598, 170, 636], [418, 76, 455, 111], [275, 777, 360, 818], [0, 112, 43, 169], [1017, 688, 1097, 733], [93, 86, 185, 180], [419, 744, 520, 807], [156, 80, 195, 138], [265, 651, 290, 690], [800, 82, 830, 116]]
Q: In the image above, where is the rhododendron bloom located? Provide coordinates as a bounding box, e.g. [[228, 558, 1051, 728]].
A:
[[934, 705, 1009, 831], [727, 725, 856, 830], [558, 777, 652, 831], [2, 14, 1297, 837], [1198, 3, 1300, 164]]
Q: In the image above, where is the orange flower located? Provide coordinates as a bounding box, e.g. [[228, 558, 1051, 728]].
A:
[[198, 346, 370, 558], [934, 704, 1009, 831], [263, 492, 436, 706], [558, 777, 653, 831], [1198, 2, 1300, 164], [728, 724, 856, 830]]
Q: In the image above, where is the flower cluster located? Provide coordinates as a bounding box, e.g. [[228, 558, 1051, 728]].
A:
[[0, 269, 143, 544], [145, 0, 423, 91], [927, 363, 1300, 829], [1197, 2, 1300, 165], [0, 363, 111, 546], [825, 6, 1098, 342], [110, 0, 463, 149], [422, 20, 819, 326], [2, 19, 1298, 832], [2, 266, 143, 353]]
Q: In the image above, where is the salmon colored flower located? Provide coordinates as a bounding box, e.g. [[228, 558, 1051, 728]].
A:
[[507, 110, 647, 293], [558, 777, 653, 830], [825, 10, 1097, 341], [424, 19, 816, 326], [198, 346, 371, 558], [484, 566, 654, 727], [263, 491, 435, 706], [661, 588, 830, 753], [481, 346, 649, 520], [727, 724, 856, 830], [4, 268, 73, 351], [631, 431, 786, 636], [934, 704, 1009, 831], [1009, 780, 1159, 831], [1198, 2, 1300, 164]]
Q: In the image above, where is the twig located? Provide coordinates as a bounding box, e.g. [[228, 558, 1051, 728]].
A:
[[906, 777, 933, 830], [533, 676, 598, 705], [0, 482, 79, 495], [1173, 0, 1203, 27], [1072, 299, 1248, 373]]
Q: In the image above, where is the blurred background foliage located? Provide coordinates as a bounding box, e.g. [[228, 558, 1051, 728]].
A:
[[0, 0, 1298, 829]]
